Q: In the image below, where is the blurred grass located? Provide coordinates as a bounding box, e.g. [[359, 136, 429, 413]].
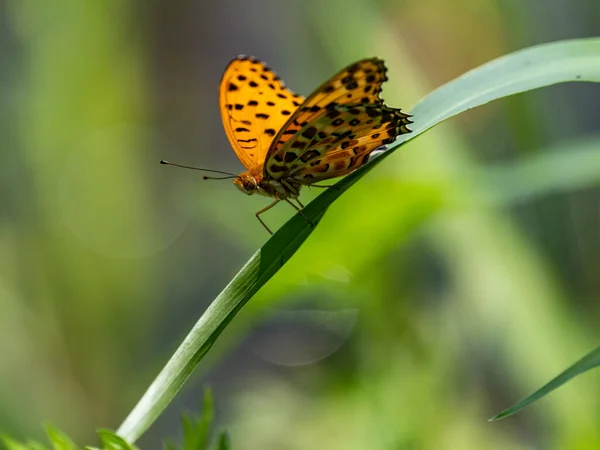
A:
[[2, 0, 164, 441], [1, 0, 600, 449]]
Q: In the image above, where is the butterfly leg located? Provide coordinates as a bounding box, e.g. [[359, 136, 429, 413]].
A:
[[284, 198, 314, 228], [295, 198, 305, 209], [256, 200, 279, 235]]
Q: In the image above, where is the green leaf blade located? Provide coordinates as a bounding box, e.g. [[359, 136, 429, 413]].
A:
[[407, 37, 600, 142], [96, 430, 135, 450], [215, 432, 230, 450], [44, 425, 78, 450], [490, 346, 600, 420]]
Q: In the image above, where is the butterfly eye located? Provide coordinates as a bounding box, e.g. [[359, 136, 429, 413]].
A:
[[243, 178, 258, 192], [233, 177, 257, 195]]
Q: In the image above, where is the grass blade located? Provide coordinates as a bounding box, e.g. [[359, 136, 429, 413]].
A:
[[490, 346, 600, 420]]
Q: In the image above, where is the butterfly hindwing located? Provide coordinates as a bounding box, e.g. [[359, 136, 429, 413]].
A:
[[219, 56, 304, 172], [264, 104, 412, 182]]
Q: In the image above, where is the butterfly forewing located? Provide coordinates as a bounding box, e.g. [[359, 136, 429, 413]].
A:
[[219, 56, 304, 172], [263, 58, 389, 168]]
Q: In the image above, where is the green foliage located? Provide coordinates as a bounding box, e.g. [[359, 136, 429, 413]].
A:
[[44, 426, 80, 450], [167, 389, 229, 450], [1, 425, 79, 450], [2, 0, 600, 445], [1, 390, 229, 450], [94, 430, 136, 450], [1, 435, 45, 450]]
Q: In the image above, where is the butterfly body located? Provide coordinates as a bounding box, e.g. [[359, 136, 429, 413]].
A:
[[218, 55, 412, 234], [233, 171, 301, 200]]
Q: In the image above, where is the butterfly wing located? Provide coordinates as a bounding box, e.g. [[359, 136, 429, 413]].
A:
[[219, 56, 304, 172], [263, 58, 390, 173], [264, 104, 411, 183]]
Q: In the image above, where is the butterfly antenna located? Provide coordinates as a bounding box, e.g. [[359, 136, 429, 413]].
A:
[[159, 160, 238, 179], [201, 175, 238, 180]]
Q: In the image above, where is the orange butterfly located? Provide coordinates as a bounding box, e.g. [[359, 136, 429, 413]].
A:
[[162, 56, 412, 234]]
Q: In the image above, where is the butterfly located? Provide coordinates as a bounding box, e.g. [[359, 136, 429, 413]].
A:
[[161, 56, 412, 234]]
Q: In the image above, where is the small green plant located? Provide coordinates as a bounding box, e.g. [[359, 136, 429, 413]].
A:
[[163, 389, 230, 450], [1, 425, 130, 450], [1, 389, 228, 450]]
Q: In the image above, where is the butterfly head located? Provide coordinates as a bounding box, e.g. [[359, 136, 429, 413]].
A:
[[233, 172, 259, 195]]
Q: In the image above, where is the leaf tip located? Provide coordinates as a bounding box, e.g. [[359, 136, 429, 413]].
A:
[[488, 407, 517, 421]]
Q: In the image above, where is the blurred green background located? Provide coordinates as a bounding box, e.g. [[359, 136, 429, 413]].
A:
[[2, 0, 600, 449]]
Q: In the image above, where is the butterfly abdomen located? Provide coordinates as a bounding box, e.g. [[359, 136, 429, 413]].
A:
[[259, 177, 301, 199]]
